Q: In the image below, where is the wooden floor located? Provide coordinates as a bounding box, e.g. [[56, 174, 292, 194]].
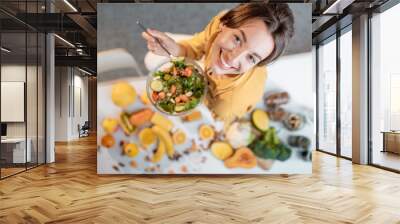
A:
[[1, 163, 44, 178], [373, 150, 400, 171], [1, 167, 26, 178], [0, 136, 400, 224]]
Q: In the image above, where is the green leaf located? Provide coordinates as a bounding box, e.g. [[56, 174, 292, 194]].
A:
[[158, 101, 174, 113], [154, 71, 165, 78], [184, 98, 199, 110], [172, 59, 186, 69], [166, 78, 177, 86]]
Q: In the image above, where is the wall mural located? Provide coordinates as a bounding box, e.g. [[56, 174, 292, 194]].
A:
[[97, 3, 313, 174]]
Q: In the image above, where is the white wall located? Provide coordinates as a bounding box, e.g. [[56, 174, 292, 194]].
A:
[[71, 73, 89, 138], [1, 64, 46, 163], [54, 67, 69, 141], [54, 67, 89, 141], [267, 51, 314, 149], [1, 65, 26, 134], [267, 52, 314, 109], [1, 65, 37, 138]]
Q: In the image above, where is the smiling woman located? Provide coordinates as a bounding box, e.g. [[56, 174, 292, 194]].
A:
[[141, 2, 294, 124], [208, 18, 274, 75]]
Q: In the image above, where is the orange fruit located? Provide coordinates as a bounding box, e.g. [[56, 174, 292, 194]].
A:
[[123, 143, 139, 157], [173, 130, 186, 145], [101, 134, 115, 148], [199, 124, 215, 140]]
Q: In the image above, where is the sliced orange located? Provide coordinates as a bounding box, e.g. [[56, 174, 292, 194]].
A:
[[139, 128, 156, 147], [173, 130, 186, 145], [199, 124, 215, 140], [182, 110, 202, 122]]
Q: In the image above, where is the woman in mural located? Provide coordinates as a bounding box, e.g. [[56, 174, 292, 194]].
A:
[[142, 2, 294, 124]]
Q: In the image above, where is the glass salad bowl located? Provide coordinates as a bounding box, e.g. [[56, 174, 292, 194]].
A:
[[146, 57, 207, 116]]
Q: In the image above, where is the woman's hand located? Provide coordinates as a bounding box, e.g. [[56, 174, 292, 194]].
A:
[[141, 29, 183, 57]]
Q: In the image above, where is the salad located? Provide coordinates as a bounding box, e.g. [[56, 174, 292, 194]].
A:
[[148, 58, 206, 115]]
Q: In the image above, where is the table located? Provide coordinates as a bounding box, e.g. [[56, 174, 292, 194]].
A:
[[97, 77, 314, 174], [1, 138, 32, 164], [382, 131, 400, 154]]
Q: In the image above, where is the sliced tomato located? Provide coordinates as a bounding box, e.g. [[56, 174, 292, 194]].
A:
[[158, 91, 166, 99], [152, 91, 159, 101], [184, 67, 193, 77]]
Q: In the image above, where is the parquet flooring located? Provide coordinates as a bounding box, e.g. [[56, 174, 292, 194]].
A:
[[0, 135, 400, 224], [1, 167, 26, 178]]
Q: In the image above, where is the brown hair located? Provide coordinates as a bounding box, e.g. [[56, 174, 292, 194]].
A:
[[220, 2, 294, 65]]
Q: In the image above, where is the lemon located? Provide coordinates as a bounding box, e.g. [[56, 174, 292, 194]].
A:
[[102, 118, 119, 133], [111, 82, 136, 108], [211, 142, 233, 160], [139, 128, 156, 147]]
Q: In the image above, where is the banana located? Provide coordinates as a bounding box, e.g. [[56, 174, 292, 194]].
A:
[[152, 139, 166, 163], [151, 125, 174, 158]]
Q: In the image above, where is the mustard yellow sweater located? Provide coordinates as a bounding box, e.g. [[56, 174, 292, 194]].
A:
[[178, 12, 267, 124]]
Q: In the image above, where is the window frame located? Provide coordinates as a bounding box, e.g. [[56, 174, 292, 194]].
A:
[[315, 23, 353, 161], [367, 0, 400, 173]]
